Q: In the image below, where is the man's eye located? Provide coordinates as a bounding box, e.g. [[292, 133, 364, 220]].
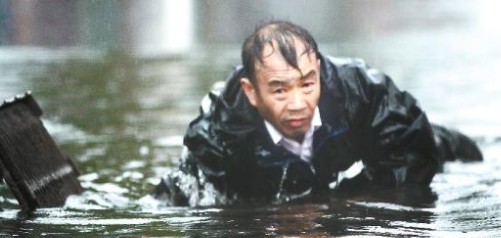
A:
[[273, 88, 285, 94], [302, 82, 314, 88], [302, 82, 315, 93]]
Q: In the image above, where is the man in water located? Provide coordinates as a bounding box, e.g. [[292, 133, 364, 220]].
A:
[[153, 20, 482, 206]]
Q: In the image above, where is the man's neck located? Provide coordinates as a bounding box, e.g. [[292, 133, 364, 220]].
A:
[[292, 135, 305, 144]]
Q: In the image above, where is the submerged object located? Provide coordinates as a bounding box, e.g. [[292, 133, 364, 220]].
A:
[[0, 91, 82, 212]]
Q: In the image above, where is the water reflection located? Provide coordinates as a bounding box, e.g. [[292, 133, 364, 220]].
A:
[[0, 0, 501, 236], [1, 0, 194, 55], [32, 52, 141, 134]]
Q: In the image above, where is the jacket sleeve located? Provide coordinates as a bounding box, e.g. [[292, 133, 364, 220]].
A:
[[183, 83, 229, 181], [182, 67, 259, 194], [344, 60, 440, 187]]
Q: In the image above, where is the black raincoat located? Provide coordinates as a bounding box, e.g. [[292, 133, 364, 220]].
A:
[[154, 54, 482, 206]]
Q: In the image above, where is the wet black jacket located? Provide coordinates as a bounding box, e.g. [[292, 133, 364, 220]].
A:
[[179, 54, 441, 202]]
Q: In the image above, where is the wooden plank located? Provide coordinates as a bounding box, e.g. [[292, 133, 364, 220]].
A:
[[0, 92, 82, 212]]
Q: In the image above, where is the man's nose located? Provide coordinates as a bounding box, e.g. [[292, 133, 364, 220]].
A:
[[287, 88, 307, 111]]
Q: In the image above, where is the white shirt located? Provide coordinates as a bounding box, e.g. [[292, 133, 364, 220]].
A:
[[264, 107, 364, 188], [264, 107, 322, 163]]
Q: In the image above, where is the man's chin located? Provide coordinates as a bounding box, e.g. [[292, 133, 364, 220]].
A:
[[284, 130, 308, 143]]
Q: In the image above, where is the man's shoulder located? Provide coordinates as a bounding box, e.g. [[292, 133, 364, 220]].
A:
[[321, 54, 389, 86], [322, 54, 368, 69]]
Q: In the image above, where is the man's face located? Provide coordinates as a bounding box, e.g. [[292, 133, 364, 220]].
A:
[[241, 40, 321, 142]]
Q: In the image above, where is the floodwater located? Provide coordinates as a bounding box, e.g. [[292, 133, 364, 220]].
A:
[[1, 1, 501, 237]]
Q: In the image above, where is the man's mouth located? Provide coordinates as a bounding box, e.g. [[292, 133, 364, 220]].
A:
[[287, 118, 308, 128]]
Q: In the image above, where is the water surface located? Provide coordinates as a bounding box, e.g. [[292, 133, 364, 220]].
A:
[[1, 1, 501, 237]]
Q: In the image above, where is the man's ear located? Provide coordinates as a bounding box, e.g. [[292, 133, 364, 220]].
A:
[[240, 77, 257, 107]]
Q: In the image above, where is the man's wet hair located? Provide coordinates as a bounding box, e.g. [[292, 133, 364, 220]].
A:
[[241, 20, 320, 84]]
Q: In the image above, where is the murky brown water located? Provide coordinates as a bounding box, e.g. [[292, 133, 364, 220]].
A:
[[1, 0, 501, 237]]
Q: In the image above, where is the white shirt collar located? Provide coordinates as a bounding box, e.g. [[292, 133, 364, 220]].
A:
[[265, 107, 322, 144]]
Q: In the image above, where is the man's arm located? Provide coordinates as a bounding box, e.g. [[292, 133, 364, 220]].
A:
[[152, 85, 230, 206], [183, 83, 229, 183], [345, 60, 440, 187], [183, 66, 261, 194]]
